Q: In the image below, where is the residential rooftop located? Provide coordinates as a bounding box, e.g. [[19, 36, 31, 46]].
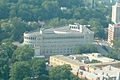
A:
[[50, 54, 120, 80], [50, 53, 119, 68], [50, 55, 86, 67]]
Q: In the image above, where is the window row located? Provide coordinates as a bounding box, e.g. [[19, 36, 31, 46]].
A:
[[39, 48, 76, 54], [43, 36, 84, 40], [69, 25, 81, 29], [24, 36, 37, 40]]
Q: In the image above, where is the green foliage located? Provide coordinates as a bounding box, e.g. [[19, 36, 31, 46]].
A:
[[0, 42, 16, 80], [41, 1, 60, 19], [23, 77, 31, 80], [0, 42, 82, 80], [90, 59, 101, 63], [9, 61, 31, 80], [12, 45, 34, 61], [0, 0, 110, 41], [31, 58, 47, 79], [49, 65, 71, 80], [113, 40, 120, 48], [0, 17, 39, 42], [105, 43, 120, 60], [58, 0, 84, 8], [49, 65, 80, 80], [107, 46, 120, 60], [0, 0, 9, 19], [0, 42, 16, 79], [76, 44, 98, 54], [107, 49, 118, 60], [0, 0, 112, 80], [0, 64, 9, 80], [9, 17, 28, 41], [0, 42, 16, 58], [45, 18, 68, 28]]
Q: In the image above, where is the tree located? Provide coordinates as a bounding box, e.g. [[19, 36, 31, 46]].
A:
[[0, 64, 9, 80], [88, 18, 105, 39], [49, 65, 71, 80], [9, 17, 28, 41], [31, 58, 48, 79], [0, 41, 16, 58], [79, 19, 88, 25], [58, 0, 84, 8], [41, 1, 60, 19], [0, 17, 28, 41], [45, 18, 68, 28], [23, 77, 31, 80], [9, 0, 18, 3], [12, 45, 34, 62], [9, 61, 31, 80], [27, 21, 39, 31], [49, 65, 80, 80], [75, 44, 98, 54], [113, 40, 120, 48], [0, 17, 39, 41], [0, 0, 9, 19], [0, 41, 16, 80]]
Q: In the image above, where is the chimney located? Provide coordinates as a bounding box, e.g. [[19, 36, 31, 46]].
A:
[[109, 65, 111, 70], [102, 72, 104, 75], [106, 73, 109, 76]]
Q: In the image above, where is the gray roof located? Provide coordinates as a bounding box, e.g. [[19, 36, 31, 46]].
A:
[[94, 65, 120, 77], [54, 26, 81, 33], [24, 25, 93, 35]]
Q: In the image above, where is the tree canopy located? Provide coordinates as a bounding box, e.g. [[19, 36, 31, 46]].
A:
[[0, 0, 111, 41], [12, 45, 34, 61], [0, 0, 113, 80], [49, 65, 80, 80], [9, 61, 31, 80]]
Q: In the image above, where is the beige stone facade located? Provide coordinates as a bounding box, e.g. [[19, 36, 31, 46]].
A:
[[108, 23, 120, 46], [49, 54, 120, 80]]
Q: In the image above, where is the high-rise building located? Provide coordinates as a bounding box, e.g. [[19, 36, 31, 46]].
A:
[[108, 23, 120, 46], [108, 0, 120, 46], [112, 0, 120, 24]]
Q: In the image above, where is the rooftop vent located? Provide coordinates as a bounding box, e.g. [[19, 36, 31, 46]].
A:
[[69, 23, 83, 32]]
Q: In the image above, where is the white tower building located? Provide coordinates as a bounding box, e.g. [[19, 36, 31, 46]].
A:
[[112, 0, 120, 24]]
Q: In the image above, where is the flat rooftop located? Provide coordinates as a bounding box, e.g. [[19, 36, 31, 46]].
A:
[[51, 55, 86, 67], [94, 65, 120, 77], [83, 53, 116, 63], [24, 24, 94, 35], [50, 53, 120, 68]]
